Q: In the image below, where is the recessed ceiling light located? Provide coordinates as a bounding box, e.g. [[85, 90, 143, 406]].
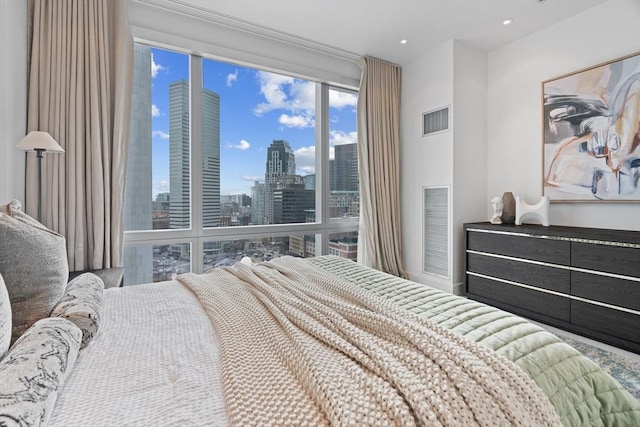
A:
[[400, 39, 408, 44], [502, 18, 513, 26]]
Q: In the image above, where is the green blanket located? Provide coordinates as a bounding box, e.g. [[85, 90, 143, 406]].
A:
[[309, 256, 640, 427]]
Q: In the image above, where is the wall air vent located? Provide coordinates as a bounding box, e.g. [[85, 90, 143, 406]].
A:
[[422, 106, 450, 136], [423, 186, 450, 279]]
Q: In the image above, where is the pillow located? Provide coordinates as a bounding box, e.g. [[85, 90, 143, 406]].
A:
[[0, 200, 69, 344], [0, 273, 11, 359], [0, 317, 81, 426], [50, 273, 104, 348]]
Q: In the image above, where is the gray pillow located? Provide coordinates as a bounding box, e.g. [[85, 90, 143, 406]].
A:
[[51, 273, 104, 348], [0, 200, 69, 343], [0, 273, 11, 359], [0, 317, 81, 426]]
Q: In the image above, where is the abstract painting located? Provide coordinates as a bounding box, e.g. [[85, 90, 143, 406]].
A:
[[542, 52, 640, 201]]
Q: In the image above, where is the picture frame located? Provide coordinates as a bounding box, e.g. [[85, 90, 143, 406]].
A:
[[542, 51, 640, 202]]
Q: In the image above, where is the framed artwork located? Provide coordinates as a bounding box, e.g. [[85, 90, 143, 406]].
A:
[[542, 52, 640, 202]]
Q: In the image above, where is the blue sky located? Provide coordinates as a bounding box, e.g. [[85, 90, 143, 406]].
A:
[[149, 47, 357, 198]]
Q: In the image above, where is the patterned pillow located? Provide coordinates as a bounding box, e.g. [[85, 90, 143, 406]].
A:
[[50, 273, 104, 348], [0, 273, 11, 359], [0, 317, 81, 426], [0, 200, 69, 343]]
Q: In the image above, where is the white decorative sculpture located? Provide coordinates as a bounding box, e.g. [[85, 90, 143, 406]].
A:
[[515, 196, 550, 226], [490, 197, 503, 224]]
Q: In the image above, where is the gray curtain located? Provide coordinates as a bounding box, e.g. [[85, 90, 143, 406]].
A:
[[26, 0, 133, 271], [357, 56, 407, 278]]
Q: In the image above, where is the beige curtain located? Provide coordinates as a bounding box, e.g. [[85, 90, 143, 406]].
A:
[[357, 56, 407, 278], [26, 0, 133, 271]]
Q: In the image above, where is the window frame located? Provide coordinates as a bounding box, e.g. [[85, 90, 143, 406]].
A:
[[123, 42, 359, 276]]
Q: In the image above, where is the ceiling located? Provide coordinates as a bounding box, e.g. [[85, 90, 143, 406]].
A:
[[168, 0, 606, 65]]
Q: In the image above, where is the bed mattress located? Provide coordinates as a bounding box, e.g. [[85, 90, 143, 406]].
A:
[[48, 280, 228, 426], [48, 256, 639, 426]]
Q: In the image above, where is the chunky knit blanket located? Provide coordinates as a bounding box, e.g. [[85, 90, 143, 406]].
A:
[[177, 256, 562, 427]]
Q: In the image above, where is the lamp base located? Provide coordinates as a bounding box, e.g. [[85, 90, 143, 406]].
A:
[[35, 149, 44, 222]]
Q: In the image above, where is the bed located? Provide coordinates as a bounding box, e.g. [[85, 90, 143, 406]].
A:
[[27, 255, 634, 426], [1, 254, 639, 426]]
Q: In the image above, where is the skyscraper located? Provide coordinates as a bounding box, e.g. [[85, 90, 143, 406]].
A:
[[265, 140, 296, 183], [333, 143, 358, 192], [304, 174, 315, 190], [123, 44, 154, 286], [169, 80, 190, 229], [264, 140, 296, 224], [201, 86, 221, 228], [169, 80, 220, 229], [125, 44, 153, 232], [251, 181, 265, 225], [273, 187, 314, 224]]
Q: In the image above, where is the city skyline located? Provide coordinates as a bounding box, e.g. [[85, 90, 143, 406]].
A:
[[149, 47, 358, 198]]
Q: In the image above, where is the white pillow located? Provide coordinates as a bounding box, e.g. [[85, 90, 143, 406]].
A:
[[0, 200, 69, 343], [51, 273, 104, 348], [0, 317, 81, 426]]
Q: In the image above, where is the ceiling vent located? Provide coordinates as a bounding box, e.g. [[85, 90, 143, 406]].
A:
[[422, 106, 450, 136]]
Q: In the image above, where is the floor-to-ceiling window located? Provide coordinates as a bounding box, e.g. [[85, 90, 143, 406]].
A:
[[123, 43, 359, 285]]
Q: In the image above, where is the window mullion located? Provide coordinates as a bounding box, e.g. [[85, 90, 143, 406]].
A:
[[318, 83, 330, 255], [190, 55, 204, 273]]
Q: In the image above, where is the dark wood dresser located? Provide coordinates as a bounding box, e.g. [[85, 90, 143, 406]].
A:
[[464, 222, 640, 353]]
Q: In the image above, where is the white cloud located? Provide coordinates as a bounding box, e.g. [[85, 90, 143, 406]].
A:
[[330, 130, 357, 146], [226, 70, 238, 87], [293, 146, 316, 175], [254, 72, 293, 115], [253, 71, 315, 121], [226, 139, 250, 150], [279, 113, 314, 128], [151, 53, 165, 78], [152, 130, 170, 139], [151, 104, 160, 117], [242, 175, 262, 182], [329, 90, 357, 109], [252, 72, 354, 132]]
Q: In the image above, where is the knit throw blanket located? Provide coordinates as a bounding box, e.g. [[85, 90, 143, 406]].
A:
[[177, 257, 561, 427]]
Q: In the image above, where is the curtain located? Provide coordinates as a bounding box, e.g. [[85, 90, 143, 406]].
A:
[[26, 0, 133, 271], [356, 56, 407, 278]]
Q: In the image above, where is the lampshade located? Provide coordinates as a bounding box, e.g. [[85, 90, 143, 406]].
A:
[[16, 131, 64, 153]]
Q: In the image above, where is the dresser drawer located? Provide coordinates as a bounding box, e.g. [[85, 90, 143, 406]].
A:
[[467, 275, 570, 322], [467, 231, 570, 265], [571, 242, 640, 278], [571, 271, 640, 312], [571, 300, 640, 345], [467, 253, 570, 294]]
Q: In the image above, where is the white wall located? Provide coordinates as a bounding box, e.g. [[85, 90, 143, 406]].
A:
[[452, 41, 487, 291], [401, 40, 455, 292], [401, 0, 640, 295], [0, 0, 27, 204], [401, 40, 487, 293], [487, 0, 640, 231]]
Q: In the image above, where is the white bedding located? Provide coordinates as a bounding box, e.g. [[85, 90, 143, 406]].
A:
[[44, 256, 640, 426], [48, 280, 228, 426]]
